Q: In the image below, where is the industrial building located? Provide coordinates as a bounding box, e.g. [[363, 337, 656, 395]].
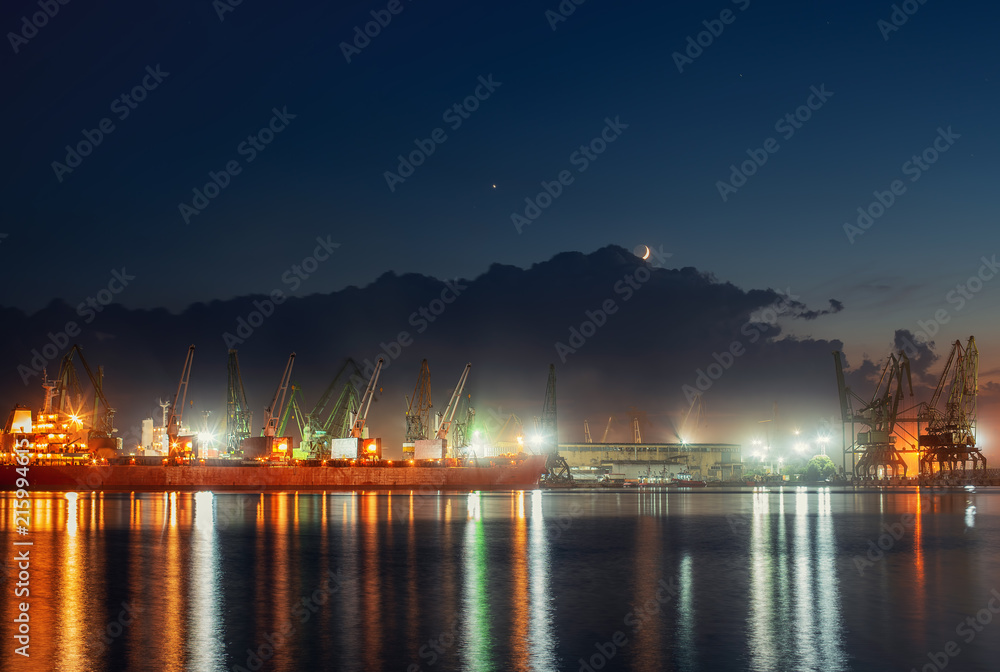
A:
[[558, 441, 743, 482]]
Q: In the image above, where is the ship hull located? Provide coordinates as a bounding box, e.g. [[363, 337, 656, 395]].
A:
[[1, 456, 548, 492]]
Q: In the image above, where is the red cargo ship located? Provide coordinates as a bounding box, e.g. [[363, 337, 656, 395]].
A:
[[0, 455, 549, 492]]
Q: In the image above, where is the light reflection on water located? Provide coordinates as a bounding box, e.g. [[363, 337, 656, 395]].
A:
[[190, 492, 225, 670], [0, 488, 997, 671]]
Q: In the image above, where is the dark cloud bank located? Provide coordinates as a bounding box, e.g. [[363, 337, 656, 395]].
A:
[[2, 245, 993, 458]]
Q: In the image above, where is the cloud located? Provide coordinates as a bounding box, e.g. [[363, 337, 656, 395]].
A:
[[790, 299, 844, 320], [0, 245, 903, 454], [894, 328, 938, 384]]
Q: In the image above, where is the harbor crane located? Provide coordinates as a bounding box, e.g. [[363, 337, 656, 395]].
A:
[[450, 394, 475, 451], [539, 364, 557, 452], [263, 353, 296, 439], [351, 357, 383, 439], [52, 344, 118, 454], [405, 359, 433, 443], [276, 384, 306, 439], [834, 349, 913, 479], [435, 363, 471, 441], [918, 336, 984, 476], [226, 350, 252, 456], [538, 364, 571, 482], [300, 359, 363, 458], [167, 345, 195, 458]]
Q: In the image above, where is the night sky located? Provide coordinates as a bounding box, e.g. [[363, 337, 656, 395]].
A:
[[2, 1, 998, 455]]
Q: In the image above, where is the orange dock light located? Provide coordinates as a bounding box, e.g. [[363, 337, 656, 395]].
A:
[[361, 438, 383, 459]]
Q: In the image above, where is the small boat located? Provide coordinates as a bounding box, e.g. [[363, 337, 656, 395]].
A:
[[667, 472, 707, 488]]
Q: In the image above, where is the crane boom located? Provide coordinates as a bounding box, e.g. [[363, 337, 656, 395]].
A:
[[435, 363, 471, 440], [61, 345, 117, 438], [833, 351, 852, 423], [601, 416, 613, 443], [539, 364, 557, 453], [351, 358, 384, 438], [309, 359, 362, 429], [264, 353, 296, 437], [167, 345, 196, 449], [277, 384, 305, 438]]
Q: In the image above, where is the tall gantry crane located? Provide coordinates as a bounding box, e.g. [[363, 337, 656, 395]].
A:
[[167, 345, 196, 458], [226, 350, 252, 456], [538, 364, 571, 482], [834, 350, 914, 478], [918, 336, 984, 476], [405, 359, 432, 443]]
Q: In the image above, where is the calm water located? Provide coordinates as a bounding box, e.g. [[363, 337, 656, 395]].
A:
[[2, 488, 998, 672]]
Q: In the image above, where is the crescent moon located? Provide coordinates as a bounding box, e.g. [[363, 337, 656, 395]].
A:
[[642, 245, 650, 260]]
